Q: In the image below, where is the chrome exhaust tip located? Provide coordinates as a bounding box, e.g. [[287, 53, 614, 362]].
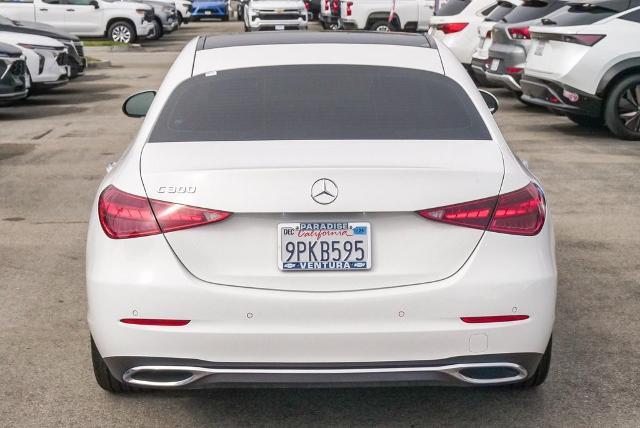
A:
[[122, 362, 528, 388]]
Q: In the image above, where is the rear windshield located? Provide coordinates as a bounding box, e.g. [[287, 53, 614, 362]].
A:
[[503, 0, 567, 23], [437, 0, 472, 16], [542, 4, 617, 25], [148, 65, 491, 142], [486, 1, 517, 21]]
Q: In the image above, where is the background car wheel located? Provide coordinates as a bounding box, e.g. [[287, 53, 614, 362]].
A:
[[604, 74, 640, 140], [91, 336, 138, 393], [515, 336, 552, 388], [566, 113, 604, 128], [108, 21, 136, 44], [369, 20, 396, 32], [221, 14, 230, 21]]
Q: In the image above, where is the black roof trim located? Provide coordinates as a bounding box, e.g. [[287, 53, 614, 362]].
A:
[[198, 31, 437, 51]]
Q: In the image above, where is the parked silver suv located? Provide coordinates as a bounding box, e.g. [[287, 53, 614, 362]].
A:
[[485, 0, 568, 99]]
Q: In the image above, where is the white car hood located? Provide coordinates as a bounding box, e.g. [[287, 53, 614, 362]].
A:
[[0, 31, 64, 48]]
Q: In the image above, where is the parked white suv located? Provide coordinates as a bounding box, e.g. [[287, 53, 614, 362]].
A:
[[521, 1, 640, 140], [428, 0, 498, 68], [0, 30, 69, 89], [340, 0, 435, 32], [0, 0, 156, 44], [243, 0, 308, 31]]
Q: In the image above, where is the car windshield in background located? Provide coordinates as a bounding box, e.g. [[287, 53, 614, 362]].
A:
[[436, 0, 473, 16], [503, 0, 566, 22], [486, 1, 517, 21], [148, 65, 491, 142], [544, 4, 618, 26]]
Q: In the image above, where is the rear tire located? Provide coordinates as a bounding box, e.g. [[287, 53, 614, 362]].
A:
[[566, 113, 604, 128], [516, 336, 552, 388], [91, 336, 137, 393], [369, 20, 397, 32], [108, 21, 136, 44], [603, 74, 640, 140]]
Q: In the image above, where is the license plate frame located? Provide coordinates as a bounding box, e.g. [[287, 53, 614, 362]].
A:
[[277, 222, 372, 272], [490, 58, 500, 72], [275, 24, 285, 30]]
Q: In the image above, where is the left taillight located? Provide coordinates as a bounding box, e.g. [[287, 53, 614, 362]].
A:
[[418, 183, 546, 236], [98, 185, 231, 239], [437, 22, 468, 34], [508, 27, 530, 40]]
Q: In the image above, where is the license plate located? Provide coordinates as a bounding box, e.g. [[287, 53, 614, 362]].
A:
[[25, 72, 31, 89], [490, 58, 500, 71], [204, 10, 212, 15], [278, 222, 371, 271], [534, 40, 546, 56], [275, 24, 285, 30]]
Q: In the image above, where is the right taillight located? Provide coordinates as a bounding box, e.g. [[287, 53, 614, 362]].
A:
[[418, 183, 546, 236], [324, 0, 329, 11], [562, 34, 605, 46], [98, 185, 231, 239], [346, 1, 353, 16]]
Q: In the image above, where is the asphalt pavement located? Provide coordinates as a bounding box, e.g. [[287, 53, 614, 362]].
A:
[[0, 21, 638, 427]]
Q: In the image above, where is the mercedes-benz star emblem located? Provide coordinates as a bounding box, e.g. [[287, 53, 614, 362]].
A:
[[311, 178, 338, 205]]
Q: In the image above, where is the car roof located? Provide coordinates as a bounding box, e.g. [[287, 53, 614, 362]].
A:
[[197, 31, 437, 51]]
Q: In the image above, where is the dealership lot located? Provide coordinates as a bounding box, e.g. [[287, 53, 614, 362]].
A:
[[0, 21, 639, 427]]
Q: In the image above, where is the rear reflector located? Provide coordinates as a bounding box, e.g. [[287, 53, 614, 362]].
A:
[[461, 315, 529, 323], [98, 185, 231, 239], [505, 66, 523, 75], [437, 22, 469, 34], [120, 318, 190, 326], [418, 183, 546, 236]]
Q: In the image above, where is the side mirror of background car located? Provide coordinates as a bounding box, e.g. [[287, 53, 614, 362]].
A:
[[89, 0, 99, 8], [122, 90, 156, 117], [479, 89, 499, 114]]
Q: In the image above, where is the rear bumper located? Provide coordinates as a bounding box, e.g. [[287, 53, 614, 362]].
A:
[[106, 353, 541, 389], [485, 71, 521, 91], [520, 75, 602, 118], [87, 204, 557, 389]]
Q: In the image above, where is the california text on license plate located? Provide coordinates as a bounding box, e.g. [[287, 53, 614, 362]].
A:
[[278, 222, 371, 271]]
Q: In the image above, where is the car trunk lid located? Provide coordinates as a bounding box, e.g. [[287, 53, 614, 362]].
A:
[[140, 140, 505, 292]]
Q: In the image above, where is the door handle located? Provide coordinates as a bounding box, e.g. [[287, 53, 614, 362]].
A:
[[39, 8, 48, 11], [66, 8, 75, 11]]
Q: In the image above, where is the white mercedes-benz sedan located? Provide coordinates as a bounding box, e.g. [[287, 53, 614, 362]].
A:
[[87, 32, 556, 392]]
